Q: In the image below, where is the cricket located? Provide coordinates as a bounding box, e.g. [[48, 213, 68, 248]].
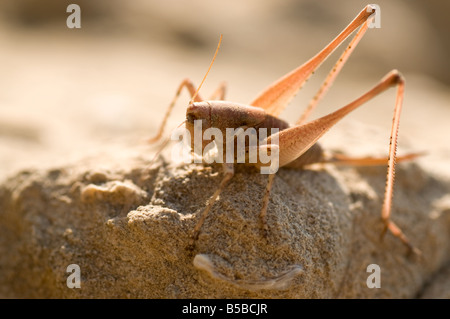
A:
[[149, 5, 421, 255]]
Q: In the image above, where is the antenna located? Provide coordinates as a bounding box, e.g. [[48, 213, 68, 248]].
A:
[[190, 34, 223, 104]]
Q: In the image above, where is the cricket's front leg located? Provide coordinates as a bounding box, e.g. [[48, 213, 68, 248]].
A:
[[149, 78, 203, 144], [147, 80, 227, 167], [150, 80, 227, 144], [188, 163, 234, 250], [259, 173, 276, 238], [249, 143, 280, 238]]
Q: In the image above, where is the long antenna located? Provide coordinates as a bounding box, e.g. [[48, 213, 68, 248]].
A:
[[190, 34, 223, 104]]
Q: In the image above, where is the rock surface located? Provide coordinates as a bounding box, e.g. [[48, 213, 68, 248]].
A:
[[0, 135, 449, 298]]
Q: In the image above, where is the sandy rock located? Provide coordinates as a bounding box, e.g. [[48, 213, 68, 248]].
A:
[[420, 263, 450, 299], [0, 138, 449, 298]]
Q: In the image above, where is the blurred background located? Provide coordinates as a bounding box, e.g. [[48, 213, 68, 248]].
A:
[[0, 0, 449, 178]]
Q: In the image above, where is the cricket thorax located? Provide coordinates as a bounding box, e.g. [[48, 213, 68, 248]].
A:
[[208, 101, 267, 130], [186, 100, 290, 137]]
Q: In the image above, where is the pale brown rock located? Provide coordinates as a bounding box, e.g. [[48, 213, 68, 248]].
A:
[[0, 133, 449, 298], [420, 263, 450, 299]]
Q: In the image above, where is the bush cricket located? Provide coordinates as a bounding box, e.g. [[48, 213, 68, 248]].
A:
[[150, 5, 421, 255]]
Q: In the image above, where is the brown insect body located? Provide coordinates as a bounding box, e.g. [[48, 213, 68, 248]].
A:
[[151, 5, 421, 255], [186, 100, 323, 168]]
